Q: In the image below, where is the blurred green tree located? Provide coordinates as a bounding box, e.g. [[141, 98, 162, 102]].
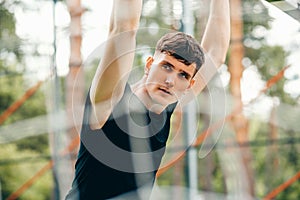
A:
[[0, 1, 52, 199]]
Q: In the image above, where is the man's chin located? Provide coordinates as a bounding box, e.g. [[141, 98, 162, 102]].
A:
[[152, 96, 177, 107]]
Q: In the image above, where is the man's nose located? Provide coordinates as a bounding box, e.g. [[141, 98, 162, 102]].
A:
[[165, 75, 175, 88]]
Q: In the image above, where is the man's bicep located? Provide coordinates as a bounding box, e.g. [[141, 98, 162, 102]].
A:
[[90, 30, 137, 106], [90, 0, 142, 105]]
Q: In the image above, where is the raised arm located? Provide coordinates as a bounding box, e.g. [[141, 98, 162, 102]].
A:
[[89, 0, 143, 128], [184, 0, 230, 101], [201, 0, 230, 67]]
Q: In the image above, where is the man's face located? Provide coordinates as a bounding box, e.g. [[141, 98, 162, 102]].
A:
[[144, 52, 196, 106]]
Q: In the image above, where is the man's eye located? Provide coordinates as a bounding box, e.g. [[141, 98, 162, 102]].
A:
[[162, 64, 171, 70], [179, 73, 189, 79]]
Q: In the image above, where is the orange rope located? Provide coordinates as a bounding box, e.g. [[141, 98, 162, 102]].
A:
[[259, 65, 290, 95], [6, 161, 54, 200], [156, 150, 186, 177], [263, 171, 300, 200], [0, 80, 44, 125]]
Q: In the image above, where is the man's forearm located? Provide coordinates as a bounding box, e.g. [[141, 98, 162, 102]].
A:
[[182, 0, 230, 102], [201, 0, 230, 66], [90, 0, 143, 105], [109, 0, 143, 34]]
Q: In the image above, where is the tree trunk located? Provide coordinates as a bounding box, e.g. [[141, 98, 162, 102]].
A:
[[66, 0, 85, 159], [55, 0, 85, 198], [228, 0, 255, 197]]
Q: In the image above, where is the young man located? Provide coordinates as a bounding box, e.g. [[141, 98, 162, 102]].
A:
[[66, 0, 230, 199]]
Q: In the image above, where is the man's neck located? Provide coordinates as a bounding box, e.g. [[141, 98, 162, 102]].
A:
[[131, 80, 166, 114]]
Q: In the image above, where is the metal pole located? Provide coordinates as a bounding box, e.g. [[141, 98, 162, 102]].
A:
[[51, 0, 62, 199], [182, 0, 198, 199]]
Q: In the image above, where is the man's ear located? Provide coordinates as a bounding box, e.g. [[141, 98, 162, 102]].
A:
[[145, 56, 154, 72], [187, 78, 195, 89]]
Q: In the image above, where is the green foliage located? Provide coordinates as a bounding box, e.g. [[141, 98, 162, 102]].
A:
[[0, 70, 47, 126], [248, 118, 300, 199], [15, 134, 49, 154], [240, 3, 299, 198], [242, 0, 296, 105], [0, 2, 53, 199], [198, 151, 226, 194], [0, 1, 23, 60], [243, 1, 272, 38], [277, 180, 300, 200], [245, 44, 296, 105], [0, 144, 53, 200]]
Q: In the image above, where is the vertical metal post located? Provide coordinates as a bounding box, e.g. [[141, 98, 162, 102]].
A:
[[52, 1, 60, 108], [182, 0, 198, 199], [51, 0, 62, 199]]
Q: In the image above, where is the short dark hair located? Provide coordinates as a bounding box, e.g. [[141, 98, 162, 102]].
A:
[[155, 32, 205, 73]]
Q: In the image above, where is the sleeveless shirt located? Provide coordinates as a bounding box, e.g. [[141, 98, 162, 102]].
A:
[[65, 84, 177, 199]]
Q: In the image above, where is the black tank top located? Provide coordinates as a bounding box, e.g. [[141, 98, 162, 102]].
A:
[[66, 84, 177, 200]]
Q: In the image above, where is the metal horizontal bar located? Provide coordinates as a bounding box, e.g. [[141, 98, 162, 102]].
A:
[[270, 0, 300, 22]]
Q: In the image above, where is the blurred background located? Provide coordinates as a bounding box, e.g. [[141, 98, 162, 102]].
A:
[[0, 0, 299, 199]]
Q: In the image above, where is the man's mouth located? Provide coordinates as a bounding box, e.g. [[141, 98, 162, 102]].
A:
[[158, 87, 172, 95]]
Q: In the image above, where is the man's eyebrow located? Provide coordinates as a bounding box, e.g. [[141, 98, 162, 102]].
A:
[[160, 60, 174, 67]]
